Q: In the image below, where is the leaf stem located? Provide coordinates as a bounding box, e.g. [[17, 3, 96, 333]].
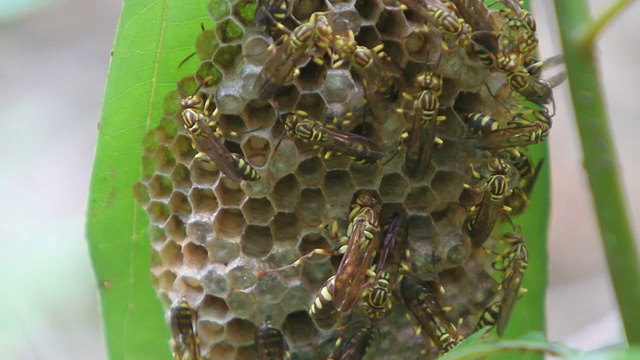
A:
[[580, 0, 636, 49], [553, 0, 640, 345]]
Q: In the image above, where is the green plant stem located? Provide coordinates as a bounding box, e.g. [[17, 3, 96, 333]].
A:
[[581, 0, 636, 49], [554, 1, 640, 345], [442, 338, 577, 360]]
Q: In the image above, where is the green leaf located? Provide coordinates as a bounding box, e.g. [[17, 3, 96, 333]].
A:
[[86, 1, 211, 359]]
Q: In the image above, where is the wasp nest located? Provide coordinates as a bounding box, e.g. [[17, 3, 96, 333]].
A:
[[135, 0, 553, 358]]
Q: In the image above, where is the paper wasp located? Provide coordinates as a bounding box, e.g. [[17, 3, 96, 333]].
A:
[[401, 71, 445, 179], [309, 275, 340, 330], [328, 325, 374, 360], [400, 277, 460, 353], [178, 82, 260, 183], [347, 45, 402, 105], [465, 158, 512, 248], [502, 149, 544, 216], [283, 110, 384, 164], [399, 0, 472, 49], [254, 0, 289, 28], [471, 114, 550, 151], [255, 317, 291, 360], [170, 296, 203, 360]]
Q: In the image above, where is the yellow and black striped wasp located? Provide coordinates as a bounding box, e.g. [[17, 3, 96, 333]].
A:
[[502, 148, 544, 216], [465, 158, 512, 248], [328, 325, 375, 360], [178, 81, 260, 183], [255, 317, 291, 360], [467, 111, 550, 151], [170, 296, 203, 360], [346, 45, 403, 106], [399, 0, 472, 50], [254, 0, 289, 28], [283, 110, 384, 165], [400, 277, 460, 353], [309, 275, 340, 330]]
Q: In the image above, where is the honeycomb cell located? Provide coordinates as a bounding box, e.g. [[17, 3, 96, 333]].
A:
[[233, 0, 258, 25], [218, 113, 248, 136], [431, 170, 466, 202], [252, 272, 287, 304], [162, 90, 182, 118], [148, 175, 173, 200], [296, 61, 327, 92], [197, 61, 224, 85], [226, 290, 257, 318], [189, 187, 219, 217], [215, 177, 247, 207], [291, 0, 326, 22], [375, 7, 409, 39], [183, 242, 209, 268], [243, 35, 271, 66], [382, 39, 409, 68], [141, 155, 156, 181], [281, 280, 313, 314], [158, 269, 177, 293], [379, 172, 408, 201], [168, 191, 192, 217], [189, 157, 221, 185], [269, 140, 300, 179], [227, 256, 260, 289], [254, 303, 287, 329], [283, 311, 318, 347], [295, 92, 326, 120], [208, 0, 230, 21], [133, 182, 150, 207], [147, 201, 170, 224], [269, 212, 299, 246], [208, 341, 236, 360], [195, 29, 218, 62], [321, 152, 352, 170], [270, 174, 301, 211], [404, 28, 431, 61], [240, 225, 274, 258], [152, 145, 176, 174], [202, 263, 232, 299], [264, 247, 303, 277], [350, 161, 382, 187], [170, 133, 196, 165], [241, 135, 270, 167], [160, 240, 183, 268], [155, 116, 179, 143], [214, 208, 246, 239], [216, 82, 246, 114], [171, 163, 192, 191], [235, 345, 257, 360], [184, 220, 212, 245], [298, 233, 331, 259], [199, 319, 227, 343], [435, 230, 471, 268], [200, 294, 231, 321], [295, 157, 326, 187], [301, 258, 334, 285], [319, 69, 357, 104], [355, 25, 381, 49], [225, 318, 257, 347], [217, 18, 244, 43], [209, 239, 241, 267], [214, 45, 243, 72], [355, 0, 384, 22], [404, 185, 438, 214], [241, 197, 275, 225], [272, 85, 300, 112], [175, 274, 204, 297], [148, 225, 166, 244], [243, 100, 276, 129], [322, 170, 354, 205], [294, 188, 326, 226]]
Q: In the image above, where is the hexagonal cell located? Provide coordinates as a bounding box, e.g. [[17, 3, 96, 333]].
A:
[[379, 202, 408, 225], [404, 185, 438, 214], [269, 174, 301, 211], [218, 113, 248, 136], [233, 0, 257, 25], [270, 212, 300, 246], [404, 28, 431, 61], [243, 100, 276, 129], [253, 303, 287, 328], [301, 256, 335, 285], [295, 157, 326, 187], [382, 39, 409, 68], [214, 208, 246, 239], [241, 197, 275, 225], [183, 241, 209, 268], [291, 0, 326, 22], [241, 225, 274, 258], [141, 155, 156, 181], [147, 201, 170, 224], [201, 264, 232, 298], [379, 172, 408, 201], [431, 170, 466, 202], [295, 61, 327, 92], [157, 269, 177, 293], [355, 25, 381, 49], [298, 233, 331, 259], [283, 311, 318, 347], [168, 191, 192, 217], [321, 152, 352, 170], [252, 272, 287, 304], [214, 45, 243, 72], [375, 8, 409, 39], [215, 82, 246, 114], [281, 280, 313, 314], [295, 92, 327, 120], [226, 290, 257, 318], [194, 28, 219, 61], [208, 237, 241, 265], [208, 0, 230, 21], [294, 188, 326, 226], [235, 345, 257, 360], [435, 230, 471, 268], [200, 294, 230, 321], [407, 215, 437, 244], [155, 116, 179, 143], [160, 240, 183, 268], [133, 181, 150, 207], [171, 163, 192, 190], [199, 319, 226, 344], [269, 140, 300, 179], [189, 187, 219, 217], [227, 256, 260, 289], [190, 156, 221, 185], [243, 35, 271, 66], [215, 177, 247, 207], [241, 135, 270, 167], [152, 145, 176, 174], [319, 69, 358, 104], [184, 220, 212, 245], [355, 0, 384, 21], [172, 132, 198, 163], [208, 341, 236, 360], [148, 225, 167, 244], [272, 85, 300, 112], [322, 170, 354, 204], [264, 247, 303, 278], [175, 275, 204, 297], [350, 161, 382, 187], [216, 18, 244, 43], [196, 61, 224, 86]]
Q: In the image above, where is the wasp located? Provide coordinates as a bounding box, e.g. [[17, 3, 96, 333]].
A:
[[332, 191, 383, 312], [309, 275, 340, 330], [284, 110, 384, 164], [465, 158, 512, 248], [400, 277, 460, 353], [170, 296, 203, 360], [362, 270, 393, 319], [502, 149, 544, 216], [473, 117, 549, 150], [475, 301, 501, 331], [491, 233, 529, 336], [254, 12, 333, 100], [255, 317, 291, 360], [401, 71, 445, 179], [178, 83, 260, 183], [328, 325, 374, 360], [347, 45, 402, 104], [399, 0, 471, 49], [464, 113, 499, 135], [254, 0, 289, 28]]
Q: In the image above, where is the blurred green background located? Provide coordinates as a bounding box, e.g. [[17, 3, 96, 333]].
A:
[[0, 0, 637, 358]]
